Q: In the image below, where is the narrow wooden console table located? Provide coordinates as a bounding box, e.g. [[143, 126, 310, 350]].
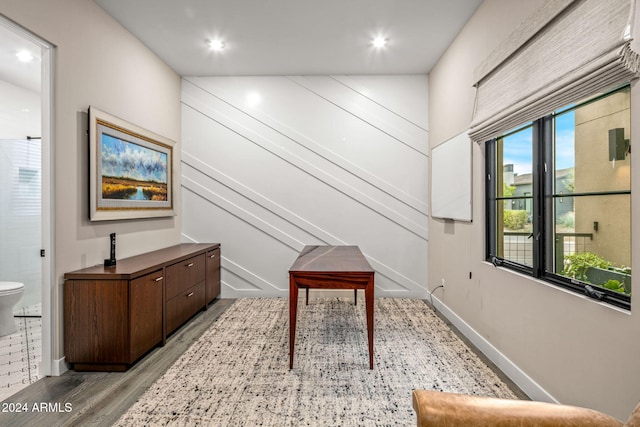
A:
[[289, 245, 375, 369], [64, 243, 220, 371]]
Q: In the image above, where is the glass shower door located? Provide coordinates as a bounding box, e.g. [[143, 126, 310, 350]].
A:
[[0, 138, 42, 315]]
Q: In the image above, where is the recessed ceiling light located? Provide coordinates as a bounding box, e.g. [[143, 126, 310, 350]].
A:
[[372, 36, 388, 48], [16, 50, 34, 62], [208, 39, 225, 51]]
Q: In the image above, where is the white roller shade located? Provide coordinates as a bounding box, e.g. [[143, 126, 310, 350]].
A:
[[470, 0, 640, 143]]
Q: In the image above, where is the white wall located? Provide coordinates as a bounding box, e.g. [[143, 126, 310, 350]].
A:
[[0, 0, 182, 370], [429, 0, 640, 420], [0, 80, 40, 138], [181, 75, 429, 298]]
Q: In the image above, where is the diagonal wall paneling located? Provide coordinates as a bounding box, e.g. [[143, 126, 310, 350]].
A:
[[181, 75, 429, 298]]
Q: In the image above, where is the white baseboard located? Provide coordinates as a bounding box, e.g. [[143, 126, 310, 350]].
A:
[[51, 356, 68, 376], [431, 295, 557, 403]]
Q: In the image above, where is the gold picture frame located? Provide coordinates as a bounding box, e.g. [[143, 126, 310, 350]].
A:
[[89, 107, 175, 221]]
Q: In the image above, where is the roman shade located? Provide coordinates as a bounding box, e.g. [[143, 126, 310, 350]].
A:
[[469, 0, 640, 143]]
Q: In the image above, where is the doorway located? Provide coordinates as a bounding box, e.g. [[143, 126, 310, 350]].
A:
[[0, 15, 54, 399]]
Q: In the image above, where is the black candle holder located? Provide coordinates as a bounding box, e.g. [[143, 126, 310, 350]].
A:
[[104, 233, 117, 267]]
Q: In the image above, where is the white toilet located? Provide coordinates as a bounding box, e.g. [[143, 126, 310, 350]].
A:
[[0, 282, 24, 336]]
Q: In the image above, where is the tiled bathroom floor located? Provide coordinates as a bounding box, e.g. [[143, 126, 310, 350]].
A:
[[0, 305, 41, 402]]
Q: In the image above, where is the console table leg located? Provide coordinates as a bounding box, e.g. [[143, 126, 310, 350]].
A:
[[365, 275, 375, 369], [289, 275, 298, 369]]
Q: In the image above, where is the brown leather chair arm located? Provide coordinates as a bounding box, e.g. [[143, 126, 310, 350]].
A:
[[412, 390, 624, 427], [623, 402, 640, 427]]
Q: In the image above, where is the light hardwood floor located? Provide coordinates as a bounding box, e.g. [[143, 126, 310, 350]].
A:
[[0, 298, 234, 427]]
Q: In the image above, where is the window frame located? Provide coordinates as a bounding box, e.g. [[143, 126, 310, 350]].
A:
[[485, 87, 632, 310]]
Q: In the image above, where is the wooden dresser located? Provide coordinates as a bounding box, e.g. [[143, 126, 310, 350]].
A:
[[64, 243, 220, 371]]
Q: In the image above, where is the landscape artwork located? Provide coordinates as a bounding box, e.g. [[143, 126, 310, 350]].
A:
[[101, 134, 168, 202], [89, 107, 175, 221]]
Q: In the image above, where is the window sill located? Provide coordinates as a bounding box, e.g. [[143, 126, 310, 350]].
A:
[[482, 261, 631, 314]]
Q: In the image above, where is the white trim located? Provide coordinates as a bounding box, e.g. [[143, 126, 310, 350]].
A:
[[50, 357, 68, 377], [0, 15, 56, 377], [430, 295, 558, 403], [40, 40, 55, 377]]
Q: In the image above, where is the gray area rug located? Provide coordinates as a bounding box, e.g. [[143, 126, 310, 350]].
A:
[[116, 298, 518, 426]]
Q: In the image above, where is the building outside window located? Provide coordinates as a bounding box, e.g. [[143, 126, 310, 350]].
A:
[[486, 86, 632, 310]]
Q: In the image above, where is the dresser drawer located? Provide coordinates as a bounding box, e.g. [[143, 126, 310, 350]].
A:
[[165, 282, 206, 334], [165, 254, 205, 300]]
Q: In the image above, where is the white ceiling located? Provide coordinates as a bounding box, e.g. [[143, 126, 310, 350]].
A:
[[94, 0, 483, 77], [0, 23, 42, 92], [0, 0, 483, 95]]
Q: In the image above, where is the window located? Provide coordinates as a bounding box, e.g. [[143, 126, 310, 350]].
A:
[[486, 86, 631, 310]]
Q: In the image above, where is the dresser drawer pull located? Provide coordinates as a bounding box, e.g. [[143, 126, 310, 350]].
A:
[[154, 276, 164, 282], [186, 263, 194, 267], [187, 292, 194, 297]]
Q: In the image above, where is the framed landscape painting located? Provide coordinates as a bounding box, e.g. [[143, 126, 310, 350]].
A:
[[89, 107, 175, 221]]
